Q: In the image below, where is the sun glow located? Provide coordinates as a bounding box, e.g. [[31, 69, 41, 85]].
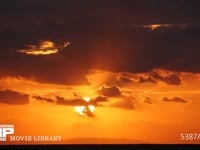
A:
[[74, 97, 95, 116], [88, 105, 95, 112], [74, 106, 87, 116], [83, 97, 91, 102]]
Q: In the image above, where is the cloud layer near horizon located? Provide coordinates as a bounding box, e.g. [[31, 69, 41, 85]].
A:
[[0, 89, 29, 105], [0, 69, 199, 111]]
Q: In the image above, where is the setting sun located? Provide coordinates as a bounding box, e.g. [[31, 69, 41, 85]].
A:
[[74, 97, 95, 116], [88, 105, 95, 112], [74, 106, 87, 116]]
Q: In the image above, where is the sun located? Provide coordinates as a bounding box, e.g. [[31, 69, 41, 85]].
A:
[[74, 97, 95, 116], [74, 106, 87, 116]]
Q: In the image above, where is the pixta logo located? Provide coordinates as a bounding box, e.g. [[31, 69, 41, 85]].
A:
[[0, 125, 14, 141]]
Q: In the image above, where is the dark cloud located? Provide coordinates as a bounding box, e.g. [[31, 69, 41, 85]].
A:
[[0, 89, 29, 105], [56, 96, 107, 106], [117, 70, 181, 85], [162, 97, 188, 103], [164, 74, 181, 85], [150, 72, 182, 85], [0, 0, 200, 85], [117, 75, 133, 82], [150, 72, 165, 81], [111, 97, 135, 110], [97, 85, 122, 97], [56, 96, 87, 106], [137, 76, 157, 84], [33, 96, 54, 103], [144, 97, 152, 104], [32, 94, 107, 106], [93, 96, 108, 103], [56, 96, 67, 105]]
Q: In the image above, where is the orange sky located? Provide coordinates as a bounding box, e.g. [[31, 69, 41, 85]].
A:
[[0, 69, 200, 144], [0, 0, 200, 145]]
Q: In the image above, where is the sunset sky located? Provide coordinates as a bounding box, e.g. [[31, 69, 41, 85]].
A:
[[0, 0, 200, 144]]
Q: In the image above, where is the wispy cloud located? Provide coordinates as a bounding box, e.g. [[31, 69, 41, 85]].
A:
[[17, 40, 70, 55], [142, 24, 171, 30], [129, 23, 191, 30]]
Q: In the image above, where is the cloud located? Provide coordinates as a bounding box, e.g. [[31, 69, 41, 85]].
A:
[[17, 40, 70, 55], [117, 75, 133, 82], [56, 96, 99, 106], [97, 85, 122, 97], [150, 70, 182, 85], [116, 69, 181, 85], [137, 76, 157, 84], [33, 96, 54, 103], [164, 74, 181, 85], [56, 95, 108, 106], [139, 23, 191, 30], [56, 96, 88, 106], [142, 24, 171, 30], [162, 97, 188, 103], [118, 74, 157, 84], [144, 97, 152, 104], [56, 96, 72, 105], [0, 89, 29, 105], [93, 96, 108, 103]]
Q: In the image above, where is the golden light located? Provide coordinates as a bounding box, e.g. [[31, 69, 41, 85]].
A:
[[83, 97, 90, 102], [40, 41, 54, 49], [150, 24, 162, 30], [143, 24, 171, 30], [17, 40, 70, 55], [88, 105, 95, 112], [20, 49, 58, 55], [74, 106, 87, 116], [74, 97, 95, 116]]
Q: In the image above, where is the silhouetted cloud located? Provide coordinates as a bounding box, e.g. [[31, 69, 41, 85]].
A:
[[162, 97, 188, 103], [117, 75, 133, 82], [137, 76, 157, 84], [144, 97, 152, 104], [150, 71, 182, 85], [164, 74, 181, 85], [33, 96, 54, 103], [97, 85, 122, 97], [0, 89, 29, 105], [116, 69, 182, 85], [93, 96, 108, 103], [56, 96, 106, 106]]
